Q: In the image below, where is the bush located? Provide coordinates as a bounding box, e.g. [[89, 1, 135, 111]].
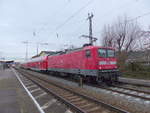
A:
[[126, 62, 144, 71]]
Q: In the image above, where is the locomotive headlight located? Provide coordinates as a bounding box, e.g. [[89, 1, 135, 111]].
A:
[[99, 61, 106, 65], [110, 61, 116, 65]]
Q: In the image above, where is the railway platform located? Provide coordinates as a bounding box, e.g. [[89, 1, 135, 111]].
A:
[[0, 68, 39, 113]]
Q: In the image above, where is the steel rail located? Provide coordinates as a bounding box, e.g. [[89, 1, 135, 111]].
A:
[[17, 69, 129, 113], [17, 70, 86, 113], [118, 81, 150, 88], [17, 68, 150, 103], [96, 85, 150, 101], [112, 85, 150, 95]]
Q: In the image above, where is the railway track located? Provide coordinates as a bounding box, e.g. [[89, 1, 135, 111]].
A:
[[13, 69, 71, 113], [94, 85, 150, 102], [16, 68, 129, 113], [112, 85, 150, 95], [17, 68, 150, 104], [118, 81, 150, 88]]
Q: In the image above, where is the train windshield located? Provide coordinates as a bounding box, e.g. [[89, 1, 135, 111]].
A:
[[107, 49, 115, 57], [98, 49, 115, 58], [98, 49, 107, 57]]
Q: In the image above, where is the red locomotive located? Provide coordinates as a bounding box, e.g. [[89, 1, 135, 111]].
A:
[[21, 45, 120, 83]]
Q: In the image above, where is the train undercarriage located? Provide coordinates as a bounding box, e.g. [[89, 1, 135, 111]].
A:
[[23, 67, 120, 85]]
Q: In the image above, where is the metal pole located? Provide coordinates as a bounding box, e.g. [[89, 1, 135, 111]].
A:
[[78, 76, 83, 87], [36, 42, 49, 55], [22, 41, 29, 61], [37, 43, 39, 55], [26, 42, 28, 60], [87, 13, 94, 45]]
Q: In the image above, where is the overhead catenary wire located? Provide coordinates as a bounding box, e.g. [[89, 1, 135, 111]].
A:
[[55, 0, 95, 31], [33, 0, 148, 43], [34, 0, 95, 40], [127, 11, 150, 22], [94, 11, 150, 35], [35, 0, 136, 38], [73, 0, 137, 38], [56, 2, 135, 43], [93, 0, 141, 34]]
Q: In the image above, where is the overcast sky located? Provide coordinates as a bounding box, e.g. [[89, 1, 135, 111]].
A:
[[0, 0, 150, 61]]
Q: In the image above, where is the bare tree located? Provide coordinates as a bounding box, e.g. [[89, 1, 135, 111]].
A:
[[102, 16, 142, 53], [101, 16, 144, 70]]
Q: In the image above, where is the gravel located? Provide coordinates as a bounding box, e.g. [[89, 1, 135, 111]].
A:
[[20, 69, 150, 113]]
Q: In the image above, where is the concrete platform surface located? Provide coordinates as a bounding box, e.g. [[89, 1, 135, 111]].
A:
[[0, 68, 39, 113]]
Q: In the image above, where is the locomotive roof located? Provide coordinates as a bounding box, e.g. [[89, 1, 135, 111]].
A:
[[22, 56, 48, 64], [83, 46, 115, 50], [53, 46, 115, 55]]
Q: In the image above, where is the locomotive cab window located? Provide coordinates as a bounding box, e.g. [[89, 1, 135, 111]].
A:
[[98, 49, 107, 57], [98, 49, 115, 57], [107, 49, 115, 57], [85, 50, 91, 57]]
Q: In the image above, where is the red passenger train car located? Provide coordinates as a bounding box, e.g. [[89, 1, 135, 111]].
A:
[[21, 45, 120, 83], [21, 56, 48, 71]]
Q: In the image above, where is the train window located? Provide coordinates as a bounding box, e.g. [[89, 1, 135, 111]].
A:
[[85, 50, 91, 57], [107, 49, 115, 57], [98, 49, 115, 57], [98, 49, 107, 57]]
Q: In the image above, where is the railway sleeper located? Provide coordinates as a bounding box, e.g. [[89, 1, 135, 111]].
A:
[[62, 94, 74, 98], [70, 98, 83, 103], [18, 69, 129, 113], [66, 96, 79, 100], [80, 103, 95, 109], [85, 106, 100, 113], [74, 100, 88, 106]]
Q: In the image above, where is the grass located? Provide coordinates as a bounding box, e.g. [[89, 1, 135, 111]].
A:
[[122, 71, 150, 80], [121, 62, 150, 80]]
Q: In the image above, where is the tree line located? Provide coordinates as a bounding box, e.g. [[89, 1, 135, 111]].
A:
[[101, 15, 150, 70]]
